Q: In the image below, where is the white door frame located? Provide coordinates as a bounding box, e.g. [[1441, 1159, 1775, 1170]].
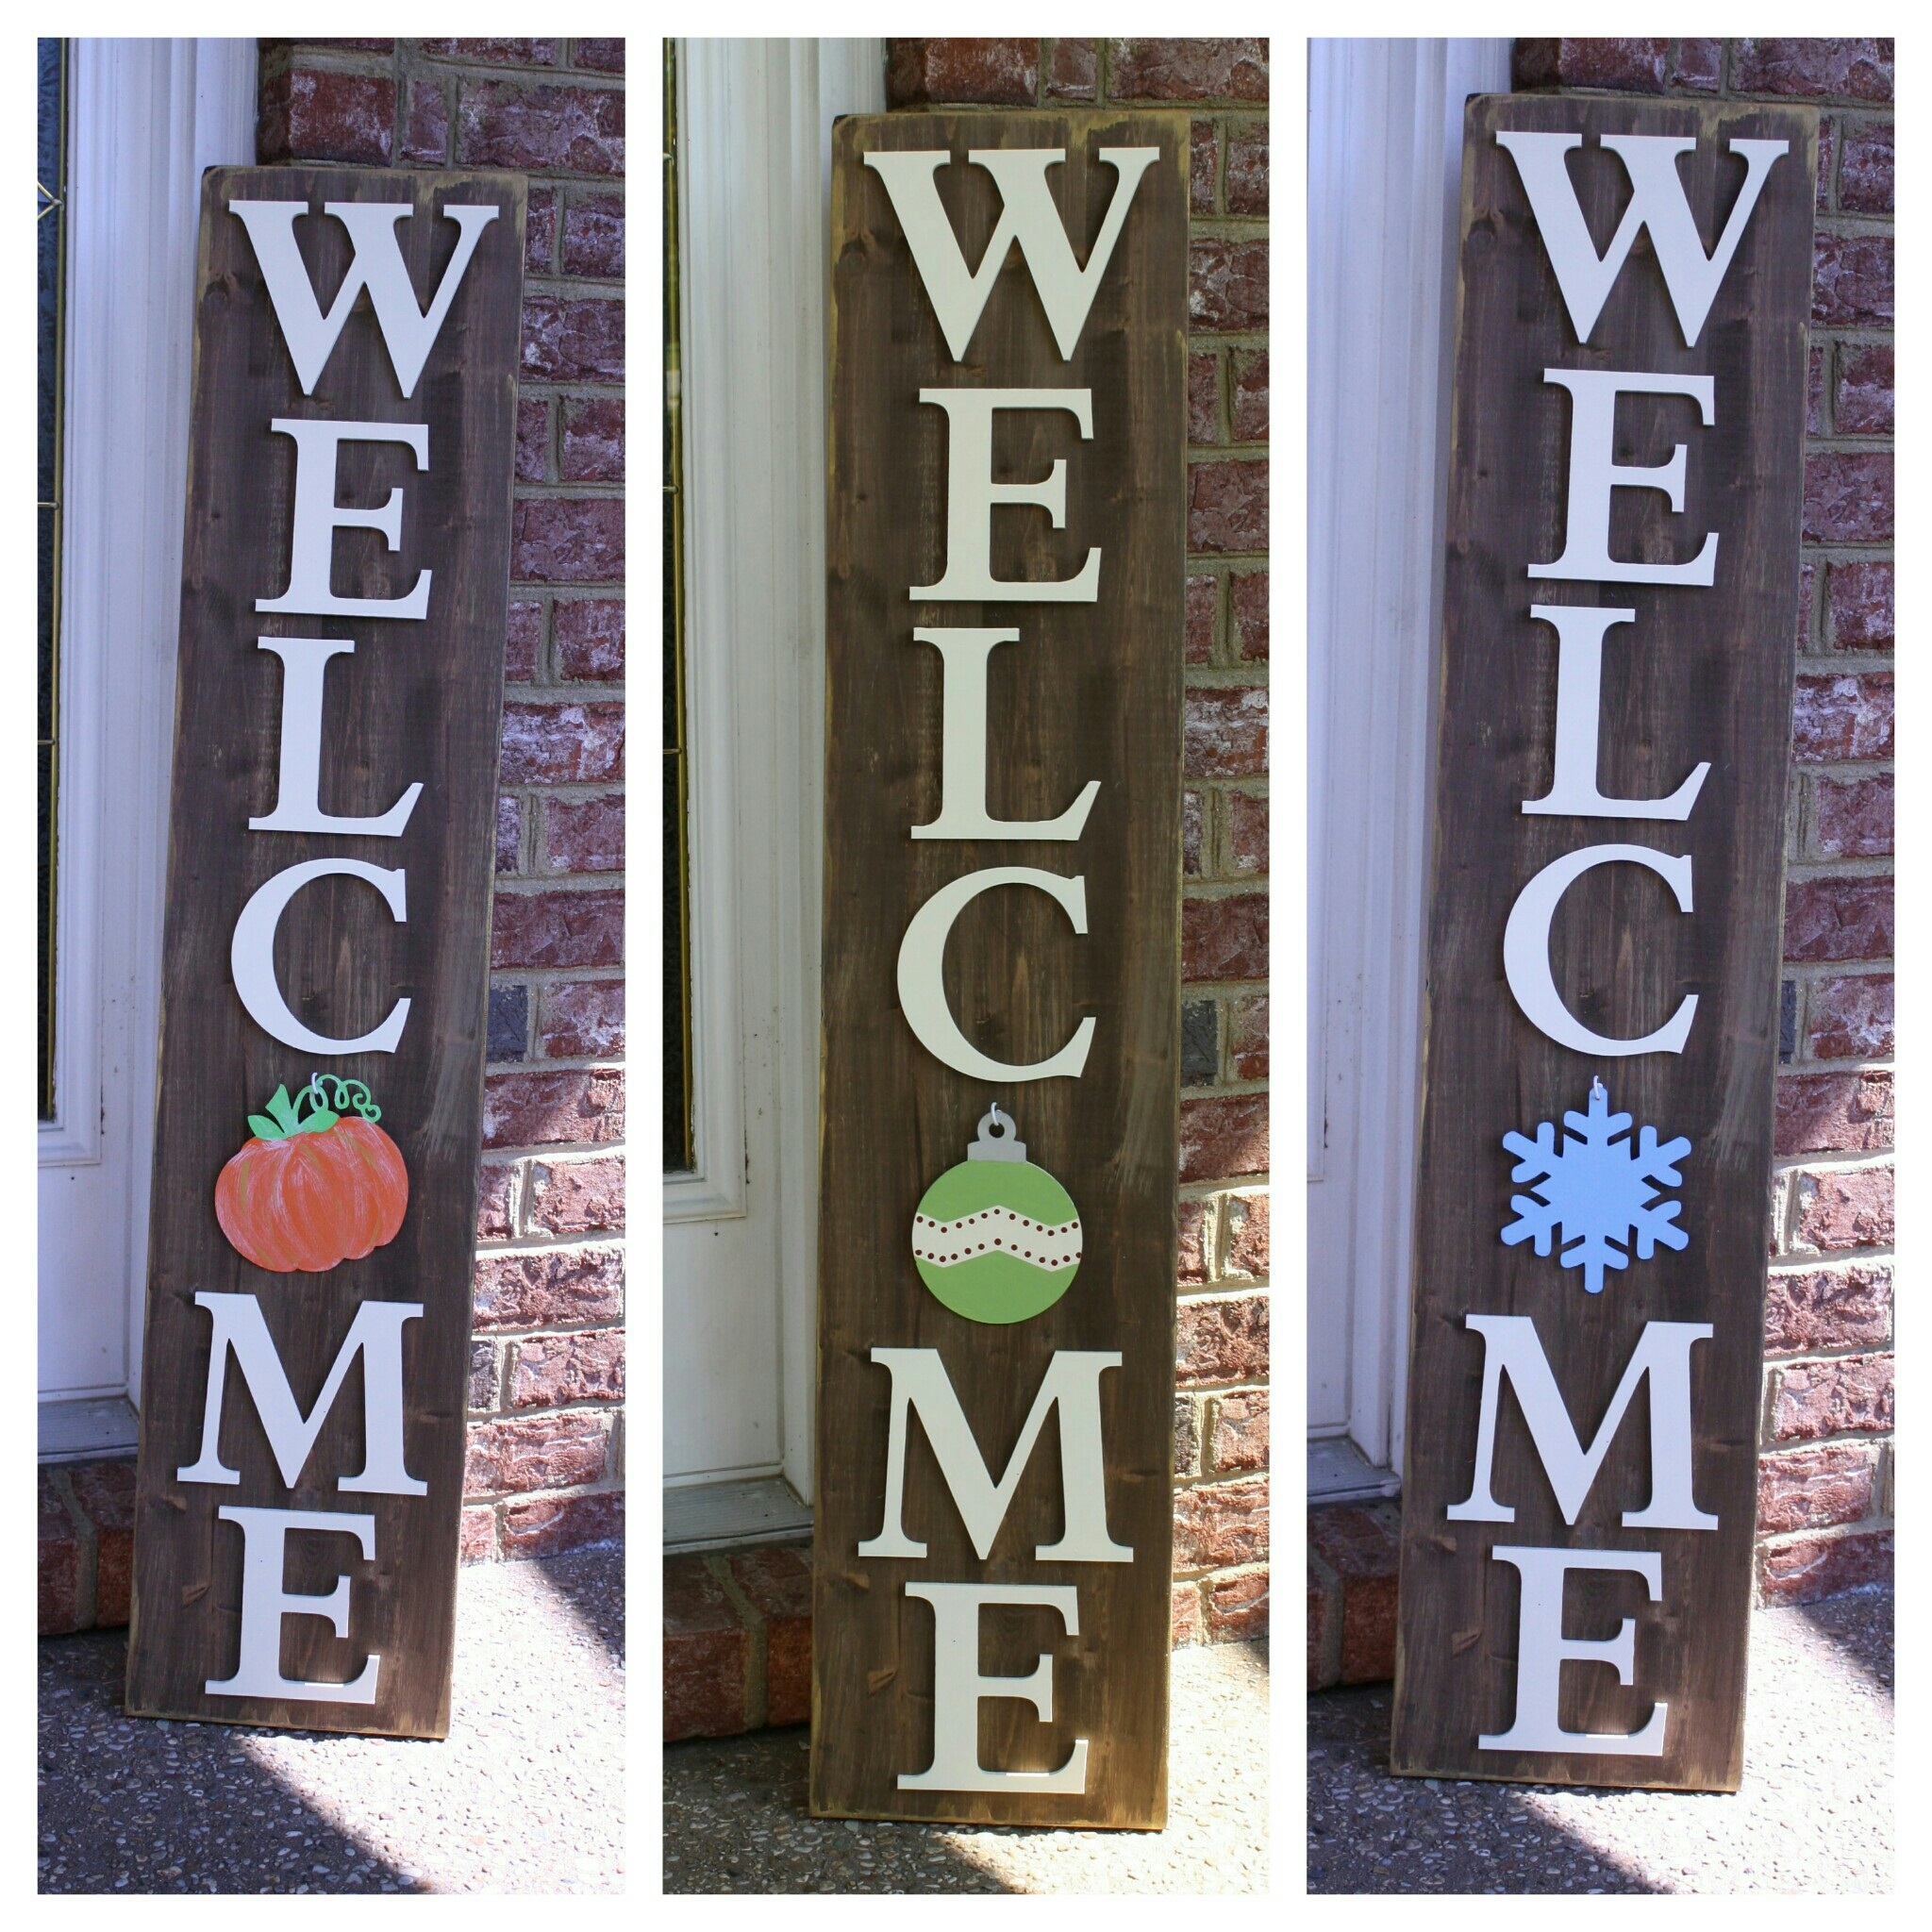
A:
[[1307, 37, 1510, 1492], [663, 38, 884, 1514], [38, 38, 258, 1447]]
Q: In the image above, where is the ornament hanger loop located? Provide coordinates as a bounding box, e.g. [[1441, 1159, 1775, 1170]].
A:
[[968, 1102, 1027, 1163]]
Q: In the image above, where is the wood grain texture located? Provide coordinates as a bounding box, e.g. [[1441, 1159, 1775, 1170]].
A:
[[125, 167, 525, 1739], [813, 111, 1188, 1828], [1391, 94, 1817, 1792]]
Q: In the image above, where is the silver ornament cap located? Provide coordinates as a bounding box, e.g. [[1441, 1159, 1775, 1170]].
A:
[[966, 1102, 1026, 1163]]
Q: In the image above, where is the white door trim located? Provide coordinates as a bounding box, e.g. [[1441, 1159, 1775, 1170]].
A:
[[38, 38, 258, 1421], [1307, 37, 1510, 1482], [665, 38, 884, 1507]]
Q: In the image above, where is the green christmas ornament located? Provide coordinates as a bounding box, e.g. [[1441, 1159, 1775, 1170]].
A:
[[910, 1104, 1083, 1325]]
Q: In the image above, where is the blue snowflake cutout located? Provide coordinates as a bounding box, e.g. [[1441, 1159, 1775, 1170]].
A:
[[1501, 1077, 1691, 1294]]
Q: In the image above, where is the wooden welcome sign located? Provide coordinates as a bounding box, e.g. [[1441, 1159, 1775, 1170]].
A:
[[125, 168, 525, 1737], [1393, 96, 1816, 1790], [815, 110, 1187, 1827]]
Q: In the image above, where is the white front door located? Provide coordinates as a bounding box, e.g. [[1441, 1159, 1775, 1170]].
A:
[[37, 39, 258, 1457], [661, 39, 884, 1543], [1307, 37, 1509, 1498]]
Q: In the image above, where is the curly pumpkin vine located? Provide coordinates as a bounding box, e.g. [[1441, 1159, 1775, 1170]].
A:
[[214, 1074, 409, 1274]]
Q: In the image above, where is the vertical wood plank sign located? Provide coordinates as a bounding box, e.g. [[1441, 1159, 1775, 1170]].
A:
[[815, 110, 1188, 1827], [125, 168, 525, 1738], [1393, 96, 1817, 1790]]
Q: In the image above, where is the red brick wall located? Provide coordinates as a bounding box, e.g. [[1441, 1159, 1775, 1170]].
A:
[[885, 38, 1271, 1647], [1513, 38, 1894, 1604], [258, 37, 626, 1562]]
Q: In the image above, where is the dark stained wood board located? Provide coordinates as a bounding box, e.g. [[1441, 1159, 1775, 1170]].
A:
[[814, 110, 1189, 1827], [1391, 95, 1817, 1790], [125, 167, 525, 1738]]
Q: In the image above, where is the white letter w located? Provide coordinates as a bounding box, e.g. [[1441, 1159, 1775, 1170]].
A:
[[864, 146, 1158, 361], [1496, 131, 1787, 348], [229, 198, 499, 399]]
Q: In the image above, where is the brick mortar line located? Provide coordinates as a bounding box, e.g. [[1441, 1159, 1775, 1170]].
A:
[[480, 1142, 630, 1167], [45, 1467, 99, 1632], [473, 1231, 626, 1258], [513, 489, 624, 509], [478, 1141, 625, 1164], [498, 765, 625, 780], [485, 1047, 627, 1067], [1792, 768, 1894, 791], [1802, 435, 1896, 456], [1177, 1175, 1271, 1202], [1768, 1257, 1893, 1282], [469, 1394, 625, 1421], [1761, 1359, 1893, 1391], [486, 964, 625, 984], [1766, 1250, 1895, 1279], [1178, 1178, 1268, 1202], [1772, 1143, 1895, 1171], [1774, 1058, 1896, 1081], [493, 874, 626, 898], [1755, 1514, 1894, 1549], [1781, 857, 1893, 880], [470, 1311, 628, 1336], [1173, 1466, 1271, 1491], [417, 62, 625, 88], [524, 276, 628, 305], [516, 383, 629, 405], [704, 1554, 772, 1729], [1760, 1415, 1895, 1450], [484, 1061, 627, 1082], [1183, 663, 1272, 685], [463, 1475, 623, 1507], [1173, 1561, 1270, 1589]]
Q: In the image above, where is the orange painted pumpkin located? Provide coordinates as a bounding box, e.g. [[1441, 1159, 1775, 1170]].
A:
[[215, 1077, 408, 1274]]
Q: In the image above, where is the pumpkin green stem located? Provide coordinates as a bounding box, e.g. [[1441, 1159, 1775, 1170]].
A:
[[245, 1075, 381, 1141]]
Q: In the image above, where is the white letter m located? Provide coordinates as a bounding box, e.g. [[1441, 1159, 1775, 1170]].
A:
[[859, 1347, 1131, 1562], [1448, 1312, 1716, 1531], [177, 1291, 427, 1496]]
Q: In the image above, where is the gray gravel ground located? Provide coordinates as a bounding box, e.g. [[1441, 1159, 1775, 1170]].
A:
[[39, 1541, 624, 1894], [664, 1636, 1268, 1893], [1309, 1586, 1892, 1894]]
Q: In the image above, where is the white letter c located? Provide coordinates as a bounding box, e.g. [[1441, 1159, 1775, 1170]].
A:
[[231, 858, 410, 1055], [896, 867, 1094, 1081], [1503, 843, 1697, 1057]]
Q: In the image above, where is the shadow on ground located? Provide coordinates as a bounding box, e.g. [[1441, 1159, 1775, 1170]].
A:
[[665, 1637, 1269, 1894], [40, 1541, 625, 1895], [40, 1627, 411, 1895], [1307, 1680, 1660, 1893], [1308, 1587, 1892, 1895]]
